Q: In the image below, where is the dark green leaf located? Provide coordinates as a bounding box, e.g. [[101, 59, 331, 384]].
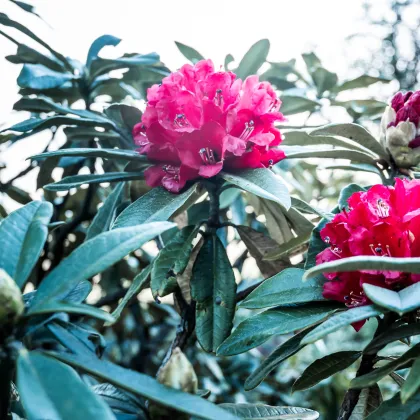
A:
[[224, 54, 234, 69], [17, 64, 74, 90], [31, 222, 175, 307], [311, 67, 338, 95], [349, 385, 382, 420], [17, 350, 115, 419], [235, 39, 270, 79], [217, 303, 339, 356], [0, 201, 52, 288], [263, 232, 312, 260], [338, 184, 366, 209], [175, 41, 205, 63], [292, 351, 361, 392], [334, 75, 390, 93], [324, 163, 382, 177], [401, 358, 420, 403], [87, 35, 121, 67], [44, 172, 145, 191], [47, 351, 239, 420], [280, 95, 321, 115], [240, 268, 325, 309], [218, 403, 319, 419], [302, 52, 321, 71], [191, 235, 237, 352], [113, 185, 199, 228], [245, 328, 314, 390], [221, 169, 290, 210], [301, 305, 383, 345], [366, 392, 420, 420]]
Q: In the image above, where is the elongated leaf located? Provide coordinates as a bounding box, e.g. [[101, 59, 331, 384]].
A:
[[110, 265, 152, 322], [363, 283, 420, 315], [292, 351, 361, 392], [301, 305, 383, 345], [280, 95, 321, 115], [338, 184, 366, 209], [113, 184, 199, 228], [263, 232, 312, 260], [221, 169, 290, 210], [401, 358, 420, 403], [310, 123, 388, 160], [304, 256, 420, 281], [31, 222, 175, 307], [366, 392, 420, 420], [191, 235, 237, 352], [18, 64, 74, 90], [47, 351, 239, 420], [32, 148, 147, 162], [325, 163, 381, 177], [291, 197, 331, 219], [245, 328, 314, 390], [87, 34, 121, 67], [240, 268, 325, 309], [17, 350, 115, 420], [312, 67, 338, 95], [217, 303, 339, 356], [218, 403, 319, 420], [334, 75, 389, 93], [151, 226, 197, 298], [175, 41, 204, 63], [44, 172, 145, 191], [86, 183, 125, 240], [351, 342, 420, 389], [0, 201, 52, 288], [26, 301, 115, 323], [235, 39, 270, 79], [349, 385, 382, 420]]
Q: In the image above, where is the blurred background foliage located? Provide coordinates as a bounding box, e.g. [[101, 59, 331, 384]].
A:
[[0, 0, 417, 418]]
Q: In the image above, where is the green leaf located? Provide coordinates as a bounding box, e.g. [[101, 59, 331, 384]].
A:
[[240, 268, 325, 309], [217, 303, 339, 356], [32, 148, 147, 163], [280, 95, 321, 115], [191, 234, 237, 352], [281, 145, 376, 164], [351, 342, 420, 389], [0, 201, 53, 288], [301, 305, 383, 345], [366, 392, 420, 420], [175, 41, 205, 63], [113, 185, 199, 228], [304, 218, 329, 270], [334, 75, 390, 93], [292, 351, 361, 392], [324, 163, 381, 177], [349, 385, 382, 420], [311, 67, 338, 95], [110, 265, 152, 323], [331, 99, 387, 119], [26, 301, 115, 322], [17, 350, 115, 420], [17, 64, 75, 90], [364, 323, 420, 355], [263, 232, 312, 260], [87, 34, 121, 67], [151, 226, 197, 298], [245, 328, 314, 390], [44, 172, 145, 191], [291, 197, 332, 219], [86, 183, 125, 240], [363, 283, 420, 315], [47, 351, 239, 420], [302, 52, 321, 71], [401, 358, 420, 403], [235, 39, 270, 79], [218, 403, 319, 419], [338, 184, 366, 209], [224, 54, 234, 69], [304, 256, 420, 281], [104, 104, 143, 136], [310, 123, 388, 160], [31, 222, 175, 307], [221, 169, 290, 210]]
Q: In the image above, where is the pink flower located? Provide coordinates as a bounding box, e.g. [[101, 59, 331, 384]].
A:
[[316, 179, 420, 329], [132, 59, 286, 192]]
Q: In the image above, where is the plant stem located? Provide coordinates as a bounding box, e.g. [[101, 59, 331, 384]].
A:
[[337, 313, 397, 420], [0, 337, 18, 419], [206, 181, 222, 228]]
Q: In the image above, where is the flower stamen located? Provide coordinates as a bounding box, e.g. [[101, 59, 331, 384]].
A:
[[369, 243, 391, 257], [330, 246, 342, 257], [239, 120, 255, 140], [376, 199, 390, 218], [199, 148, 217, 165], [174, 114, 190, 128], [214, 89, 223, 107]]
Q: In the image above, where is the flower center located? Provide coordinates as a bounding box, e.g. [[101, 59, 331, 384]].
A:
[[369, 243, 391, 257], [162, 165, 179, 180], [269, 99, 279, 112], [174, 114, 189, 128], [239, 120, 255, 140], [344, 291, 365, 307], [214, 89, 223, 107], [199, 148, 217, 165], [376, 199, 390, 218], [330, 246, 342, 257]]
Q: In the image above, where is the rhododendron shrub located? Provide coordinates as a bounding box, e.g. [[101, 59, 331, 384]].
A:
[[133, 59, 286, 192]]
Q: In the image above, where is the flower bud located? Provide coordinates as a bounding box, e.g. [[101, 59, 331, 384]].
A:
[[157, 347, 198, 393], [380, 91, 420, 168], [0, 269, 24, 324]]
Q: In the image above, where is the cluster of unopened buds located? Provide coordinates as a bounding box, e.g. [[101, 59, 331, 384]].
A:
[[316, 179, 420, 328], [132, 59, 286, 192]]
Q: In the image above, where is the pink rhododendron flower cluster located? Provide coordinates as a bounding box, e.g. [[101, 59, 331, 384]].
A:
[[316, 179, 420, 328], [132, 59, 286, 192]]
